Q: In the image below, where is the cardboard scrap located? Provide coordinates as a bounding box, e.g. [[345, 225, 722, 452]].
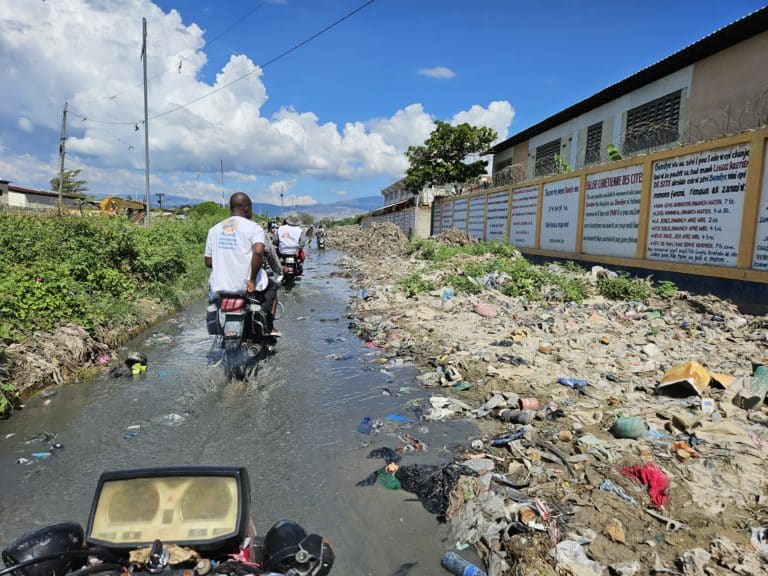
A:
[[657, 361, 712, 396]]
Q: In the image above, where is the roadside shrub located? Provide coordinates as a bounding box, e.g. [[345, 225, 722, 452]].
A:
[[397, 273, 436, 298], [598, 274, 652, 301], [655, 280, 679, 300], [445, 274, 482, 295], [0, 212, 215, 342]]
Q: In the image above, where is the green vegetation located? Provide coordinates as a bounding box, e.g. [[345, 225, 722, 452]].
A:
[[404, 121, 497, 192], [607, 144, 622, 162], [0, 210, 221, 344], [50, 168, 88, 195], [397, 273, 436, 298], [655, 280, 679, 300], [597, 273, 652, 301], [326, 215, 363, 228]]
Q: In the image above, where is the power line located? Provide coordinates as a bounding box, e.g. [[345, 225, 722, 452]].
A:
[[72, 0, 377, 126]]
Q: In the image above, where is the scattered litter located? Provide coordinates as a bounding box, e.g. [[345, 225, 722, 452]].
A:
[[558, 377, 589, 391], [386, 414, 411, 423], [610, 416, 647, 439], [599, 479, 637, 506], [31, 451, 51, 460], [357, 417, 373, 434], [621, 462, 669, 509]]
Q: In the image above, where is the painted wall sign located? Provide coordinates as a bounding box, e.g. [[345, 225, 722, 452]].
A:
[[647, 144, 749, 266], [468, 195, 485, 239], [510, 185, 539, 248], [582, 165, 644, 258], [752, 149, 768, 270], [452, 198, 468, 232], [485, 191, 510, 241], [540, 177, 580, 251], [441, 199, 454, 231]]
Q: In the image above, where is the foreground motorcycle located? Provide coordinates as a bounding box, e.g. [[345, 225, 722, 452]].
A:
[[206, 293, 280, 379], [1, 466, 333, 576]]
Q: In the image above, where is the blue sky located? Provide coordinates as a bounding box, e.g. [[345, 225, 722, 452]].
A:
[[1, 0, 765, 206]]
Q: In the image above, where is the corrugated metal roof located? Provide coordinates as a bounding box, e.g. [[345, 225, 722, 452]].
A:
[[487, 5, 768, 155]]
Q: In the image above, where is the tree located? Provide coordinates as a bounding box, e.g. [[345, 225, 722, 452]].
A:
[[297, 211, 314, 226], [404, 121, 497, 193], [50, 169, 88, 196]]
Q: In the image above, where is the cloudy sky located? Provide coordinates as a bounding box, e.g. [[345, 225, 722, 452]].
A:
[[0, 0, 763, 206]]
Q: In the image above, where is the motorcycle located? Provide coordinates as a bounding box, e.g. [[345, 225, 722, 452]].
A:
[[206, 292, 281, 380], [315, 232, 325, 251], [278, 251, 303, 291], [0, 466, 334, 576]]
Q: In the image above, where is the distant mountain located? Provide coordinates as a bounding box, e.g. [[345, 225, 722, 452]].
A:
[[90, 192, 384, 219]]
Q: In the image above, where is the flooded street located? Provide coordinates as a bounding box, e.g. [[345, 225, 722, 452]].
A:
[[0, 251, 475, 575]]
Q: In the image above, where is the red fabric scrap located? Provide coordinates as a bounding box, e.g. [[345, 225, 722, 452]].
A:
[[620, 462, 669, 508]]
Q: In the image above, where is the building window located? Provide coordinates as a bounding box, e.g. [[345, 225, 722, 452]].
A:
[[535, 138, 561, 177], [623, 90, 681, 154], [585, 122, 602, 165]]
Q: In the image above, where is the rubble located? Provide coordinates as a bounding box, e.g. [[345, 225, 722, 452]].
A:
[[334, 224, 768, 575]]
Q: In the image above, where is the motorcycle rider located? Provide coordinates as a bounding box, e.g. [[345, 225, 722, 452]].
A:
[[315, 222, 326, 249], [276, 217, 307, 275], [204, 192, 280, 336]]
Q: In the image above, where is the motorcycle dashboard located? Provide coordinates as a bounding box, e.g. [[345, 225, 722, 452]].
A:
[[86, 467, 250, 552]]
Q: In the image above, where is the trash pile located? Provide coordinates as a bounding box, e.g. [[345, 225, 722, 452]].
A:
[[334, 225, 768, 576], [6, 323, 108, 394], [326, 223, 409, 257]]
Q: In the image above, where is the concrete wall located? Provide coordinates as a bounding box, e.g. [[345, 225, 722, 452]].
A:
[[525, 67, 694, 170], [429, 128, 768, 285], [687, 30, 768, 141]]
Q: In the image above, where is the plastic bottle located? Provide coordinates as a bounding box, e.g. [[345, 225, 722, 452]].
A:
[[441, 551, 487, 576]]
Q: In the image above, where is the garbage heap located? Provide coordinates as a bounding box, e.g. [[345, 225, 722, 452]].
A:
[[326, 222, 409, 257], [334, 225, 768, 576]]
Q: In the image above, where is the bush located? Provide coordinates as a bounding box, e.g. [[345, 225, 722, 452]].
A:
[[397, 273, 435, 298], [0, 211, 217, 342], [598, 274, 652, 301], [445, 274, 482, 294], [655, 280, 678, 300]]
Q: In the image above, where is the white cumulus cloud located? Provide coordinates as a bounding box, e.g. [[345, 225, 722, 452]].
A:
[[418, 66, 456, 79], [451, 101, 515, 142], [17, 117, 33, 132], [0, 1, 514, 201]]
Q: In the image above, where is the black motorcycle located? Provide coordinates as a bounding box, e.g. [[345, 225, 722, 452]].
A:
[[316, 232, 326, 250], [0, 466, 334, 576], [279, 252, 301, 291], [206, 293, 281, 379]]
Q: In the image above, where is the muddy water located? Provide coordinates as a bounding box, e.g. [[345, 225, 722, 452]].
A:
[[0, 251, 475, 575]]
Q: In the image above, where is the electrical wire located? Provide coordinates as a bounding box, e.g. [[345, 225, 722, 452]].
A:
[[73, 0, 377, 126]]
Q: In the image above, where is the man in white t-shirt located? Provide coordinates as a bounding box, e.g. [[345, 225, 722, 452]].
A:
[[276, 217, 307, 274], [204, 192, 280, 335]]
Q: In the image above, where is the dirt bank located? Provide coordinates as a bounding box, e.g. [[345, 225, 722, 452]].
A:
[[1, 295, 196, 416], [329, 223, 768, 576]]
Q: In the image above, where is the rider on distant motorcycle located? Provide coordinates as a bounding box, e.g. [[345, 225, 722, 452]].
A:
[[315, 222, 326, 249], [275, 217, 307, 275], [204, 192, 281, 336]]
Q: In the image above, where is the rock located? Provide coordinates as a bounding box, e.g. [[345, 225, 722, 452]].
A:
[[678, 548, 711, 576], [642, 343, 662, 357], [608, 561, 640, 576], [602, 518, 626, 544]]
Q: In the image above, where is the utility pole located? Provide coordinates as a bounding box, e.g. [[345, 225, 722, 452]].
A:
[[141, 17, 151, 227], [57, 102, 68, 216], [280, 184, 284, 209], [220, 159, 225, 207], [156, 192, 164, 210]]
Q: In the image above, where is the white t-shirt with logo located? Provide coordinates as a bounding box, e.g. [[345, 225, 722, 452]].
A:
[[204, 216, 268, 293], [277, 224, 303, 253]]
